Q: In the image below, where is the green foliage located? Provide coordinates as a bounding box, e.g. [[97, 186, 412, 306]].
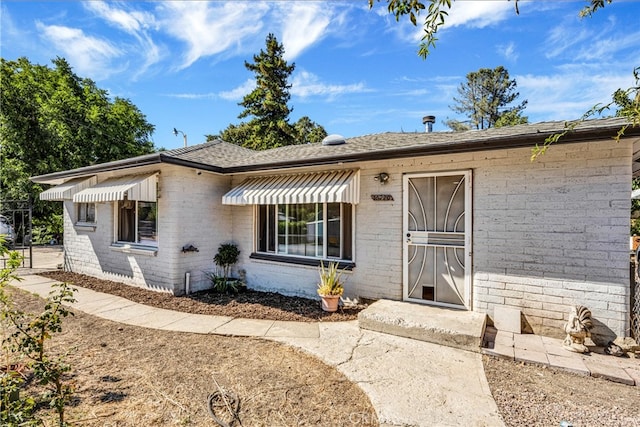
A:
[[31, 214, 63, 245], [372, 1, 634, 153], [293, 116, 328, 144], [0, 57, 156, 220], [317, 261, 345, 296], [206, 271, 244, 295], [494, 110, 529, 128], [579, 0, 612, 17], [213, 243, 241, 283], [1, 241, 77, 426], [218, 34, 326, 150], [369, 0, 450, 58], [533, 66, 639, 160], [631, 178, 640, 236], [372, 1, 611, 59], [448, 66, 527, 131]]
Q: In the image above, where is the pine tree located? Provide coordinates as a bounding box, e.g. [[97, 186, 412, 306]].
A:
[[220, 34, 326, 149], [446, 66, 527, 131]]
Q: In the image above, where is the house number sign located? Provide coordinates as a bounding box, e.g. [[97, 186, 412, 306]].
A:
[[371, 194, 394, 201]]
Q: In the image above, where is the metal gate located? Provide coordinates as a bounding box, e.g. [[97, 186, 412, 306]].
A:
[[403, 171, 472, 309], [0, 200, 32, 268]]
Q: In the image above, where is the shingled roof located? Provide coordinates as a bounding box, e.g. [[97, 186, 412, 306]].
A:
[[32, 117, 640, 183]]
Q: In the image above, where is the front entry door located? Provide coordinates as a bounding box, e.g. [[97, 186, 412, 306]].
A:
[[403, 171, 471, 309]]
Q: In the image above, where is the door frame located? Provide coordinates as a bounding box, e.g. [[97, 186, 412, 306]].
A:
[[402, 170, 473, 309]]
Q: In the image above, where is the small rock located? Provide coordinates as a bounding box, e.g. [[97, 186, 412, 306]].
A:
[[604, 341, 625, 357], [613, 337, 640, 353]]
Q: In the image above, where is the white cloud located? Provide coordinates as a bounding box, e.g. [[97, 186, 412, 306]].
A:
[[446, 1, 514, 29], [277, 2, 332, 60], [291, 70, 369, 100], [544, 21, 591, 59], [575, 29, 640, 62], [497, 41, 518, 62], [219, 79, 256, 101], [165, 92, 218, 100], [83, 2, 162, 78], [517, 69, 635, 120], [84, 1, 157, 33], [35, 22, 123, 80], [157, 2, 269, 69]]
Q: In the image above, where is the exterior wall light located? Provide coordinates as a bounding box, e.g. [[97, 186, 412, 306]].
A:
[[374, 172, 389, 184]]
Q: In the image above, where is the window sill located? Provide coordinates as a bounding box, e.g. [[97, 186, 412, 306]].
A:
[[74, 223, 96, 232], [110, 243, 157, 256], [249, 252, 355, 270]]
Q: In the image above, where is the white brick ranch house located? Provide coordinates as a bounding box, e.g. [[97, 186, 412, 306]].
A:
[[32, 118, 640, 343]]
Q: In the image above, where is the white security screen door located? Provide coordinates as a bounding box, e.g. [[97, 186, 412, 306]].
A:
[[403, 171, 472, 309]]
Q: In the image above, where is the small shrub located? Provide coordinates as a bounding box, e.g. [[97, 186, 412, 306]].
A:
[[205, 271, 244, 294], [1, 239, 77, 426], [213, 243, 240, 283]]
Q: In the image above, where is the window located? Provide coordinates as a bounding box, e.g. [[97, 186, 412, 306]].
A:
[[77, 203, 96, 223], [117, 199, 157, 245], [257, 202, 352, 260]]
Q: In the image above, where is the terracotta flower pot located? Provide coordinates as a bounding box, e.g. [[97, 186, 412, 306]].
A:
[[320, 294, 341, 312]]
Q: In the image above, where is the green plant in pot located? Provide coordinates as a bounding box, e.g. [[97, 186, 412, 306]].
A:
[[317, 261, 344, 312]]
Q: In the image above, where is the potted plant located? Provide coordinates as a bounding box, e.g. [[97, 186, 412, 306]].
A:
[[316, 261, 344, 312]]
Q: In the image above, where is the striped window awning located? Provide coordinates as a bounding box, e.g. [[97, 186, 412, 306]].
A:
[[39, 176, 97, 201], [73, 173, 158, 203], [222, 170, 360, 205]]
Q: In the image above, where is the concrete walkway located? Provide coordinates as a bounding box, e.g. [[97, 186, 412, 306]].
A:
[[483, 326, 640, 386], [12, 274, 504, 427]]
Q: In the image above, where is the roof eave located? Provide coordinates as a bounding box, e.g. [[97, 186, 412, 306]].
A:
[[224, 124, 640, 173], [30, 153, 164, 184]]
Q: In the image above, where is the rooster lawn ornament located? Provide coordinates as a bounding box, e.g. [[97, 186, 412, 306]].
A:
[[562, 305, 594, 353]]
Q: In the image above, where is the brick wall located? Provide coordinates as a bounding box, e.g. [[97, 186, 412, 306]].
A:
[[61, 137, 632, 340], [232, 138, 632, 340], [63, 165, 233, 294]]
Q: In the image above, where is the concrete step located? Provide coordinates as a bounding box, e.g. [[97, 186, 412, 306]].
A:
[[358, 299, 487, 353]]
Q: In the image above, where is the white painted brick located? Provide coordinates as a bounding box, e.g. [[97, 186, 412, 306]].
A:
[[56, 138, 632, 337]]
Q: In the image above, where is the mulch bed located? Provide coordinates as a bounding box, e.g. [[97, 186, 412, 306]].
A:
[[40, 271, 366, 322]]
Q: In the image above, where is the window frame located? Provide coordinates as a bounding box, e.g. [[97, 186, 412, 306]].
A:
[[76, 202, 96, 225], [113, 199, 158, 247], [254, 202, 354, 263]]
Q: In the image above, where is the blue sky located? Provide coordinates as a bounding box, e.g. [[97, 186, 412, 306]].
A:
[[2, 1, 639, 150]]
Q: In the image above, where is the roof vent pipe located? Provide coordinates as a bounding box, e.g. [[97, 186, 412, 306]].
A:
[[422, 115, 436, 133]]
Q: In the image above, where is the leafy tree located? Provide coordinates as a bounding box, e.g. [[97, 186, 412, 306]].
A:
[[0, 57, 156, 219], [533, 67, 639, 159], [494, 110, 529, 128], [218, 34, 326, 149], [369, 0, 611, 59], [293, 116, 328, 144], [370, 1, 636, 144], [446, 66, 527, 131]]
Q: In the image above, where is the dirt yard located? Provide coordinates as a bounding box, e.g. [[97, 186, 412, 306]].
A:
[[484, 353, 640, 427], [14, 271, 640, 426], [6, 288, 377, 426]]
